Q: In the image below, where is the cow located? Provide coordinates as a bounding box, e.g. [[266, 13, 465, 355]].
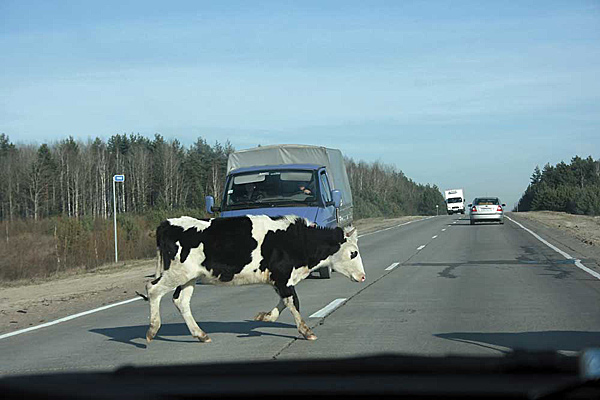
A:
[[142, 214, 365, 343]]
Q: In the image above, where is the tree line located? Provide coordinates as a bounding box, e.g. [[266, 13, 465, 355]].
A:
[[516, 156, 600, 215], [0, 133, 444, 281], [0, 133, 233, 221], [345, 158, 445, 218]]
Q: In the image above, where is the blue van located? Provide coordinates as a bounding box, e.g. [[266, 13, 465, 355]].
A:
[[205, 145, 354, 278]]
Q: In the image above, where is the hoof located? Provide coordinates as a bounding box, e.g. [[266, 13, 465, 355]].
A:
[[254, 312, 269, 321], [198, 335, 212, 343], [305, 334, 318, 341], [146, 332, 154, 343]]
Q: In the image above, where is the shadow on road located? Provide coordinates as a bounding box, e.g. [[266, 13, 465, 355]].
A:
[[90, 320, 298, 349], [434, 330, 600, 353]]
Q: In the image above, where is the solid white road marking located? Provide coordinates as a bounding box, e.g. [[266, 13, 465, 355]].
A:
[[574, 260, 600, 280], [417, 245, 426, 250], [0, 297, 143, 341], [506, 215, 600, 281], [432, 235, 438, 239], [309, 298, 347, 318], [385, 262, 400, 271]]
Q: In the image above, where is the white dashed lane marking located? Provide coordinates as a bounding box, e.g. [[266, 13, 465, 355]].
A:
[[309, 298, 347, 318], [385, 262, 400, 271], [417, 245, 426, 251], [432, 235, 438, 239], [441, 228, 446, 231]]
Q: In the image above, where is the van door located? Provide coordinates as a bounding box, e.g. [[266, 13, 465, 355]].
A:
[[318, 168, 337, 228]]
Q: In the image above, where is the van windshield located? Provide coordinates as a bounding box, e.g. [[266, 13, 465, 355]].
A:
[[447, 197, 463, 203], [222, 170, 320, 210]]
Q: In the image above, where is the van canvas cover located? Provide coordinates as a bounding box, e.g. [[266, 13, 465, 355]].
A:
[[227, 144, 353, 207]]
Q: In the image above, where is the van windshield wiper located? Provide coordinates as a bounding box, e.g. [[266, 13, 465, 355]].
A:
[[225, 199, 318, 210], [224, 202, 269, 210], [261, 200, 318, 207]]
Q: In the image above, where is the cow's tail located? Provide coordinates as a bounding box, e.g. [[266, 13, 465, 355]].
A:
[[136, 249, 160, 302], [154, 247, 163, 279], [135, 291, 149, 301]]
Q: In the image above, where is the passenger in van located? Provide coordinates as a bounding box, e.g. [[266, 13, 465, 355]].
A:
[[233, 183, 261, 202]]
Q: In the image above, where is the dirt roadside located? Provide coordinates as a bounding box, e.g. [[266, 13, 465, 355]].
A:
[[511, 211, 600, 247], [0, 216, 424, 335], [508, 211, 600, 267]]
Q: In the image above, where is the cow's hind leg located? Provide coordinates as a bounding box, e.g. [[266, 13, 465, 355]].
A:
[[145, 276, 171, 342], [172, 281, 211, 343], [146, 266, 198, 343]]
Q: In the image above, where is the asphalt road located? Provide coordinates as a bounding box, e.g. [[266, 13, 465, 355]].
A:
[[2, 214, 600, 376]]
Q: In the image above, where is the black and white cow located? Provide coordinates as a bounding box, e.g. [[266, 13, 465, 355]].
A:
[[143, 215, 365, 342]]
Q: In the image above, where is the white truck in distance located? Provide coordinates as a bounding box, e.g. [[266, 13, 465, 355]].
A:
[[444, 189, 465, 215]]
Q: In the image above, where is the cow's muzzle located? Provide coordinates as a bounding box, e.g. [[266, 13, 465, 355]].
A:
[[351, 273, 366, 283]]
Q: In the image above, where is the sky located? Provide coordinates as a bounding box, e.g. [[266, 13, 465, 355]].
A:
[[1, 1, 599, 209]]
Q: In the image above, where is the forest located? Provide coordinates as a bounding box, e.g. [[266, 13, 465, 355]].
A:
[[0, 133, 444, 281], [516, 156, 600, 215]]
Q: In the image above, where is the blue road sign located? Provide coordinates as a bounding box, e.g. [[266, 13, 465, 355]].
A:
[[113, 174, 125, 182]]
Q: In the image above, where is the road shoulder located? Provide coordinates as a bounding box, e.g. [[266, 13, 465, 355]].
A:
[[507, 212, 600, 274]]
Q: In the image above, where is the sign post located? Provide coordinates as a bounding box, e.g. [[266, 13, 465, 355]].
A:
[[113, 175, 125, 263], [436, 204, 439, 216]]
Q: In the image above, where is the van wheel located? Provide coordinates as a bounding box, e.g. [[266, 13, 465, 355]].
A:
[[319, 266, 331, 279]]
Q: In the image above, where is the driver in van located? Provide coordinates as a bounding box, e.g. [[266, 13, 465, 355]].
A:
[[298, 179, 315, 195]]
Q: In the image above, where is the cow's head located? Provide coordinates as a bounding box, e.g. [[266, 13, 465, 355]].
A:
[[330, 226, 366, 283]]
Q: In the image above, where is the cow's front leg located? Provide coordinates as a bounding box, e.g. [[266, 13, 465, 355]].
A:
[[172, 280, 211, 343], [277, 286, 315, 340], [254, 297, 285, 322], [255, 287, 300, 322], [283, 296, 316, 340]]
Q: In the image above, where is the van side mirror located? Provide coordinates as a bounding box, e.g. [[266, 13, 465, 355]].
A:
[[502, 204, 506, 207], [205, 196, 220, 214], [331, 190, 342, 208]]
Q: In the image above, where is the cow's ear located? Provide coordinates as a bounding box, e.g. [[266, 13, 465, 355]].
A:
[[344, 226, 358, 243]]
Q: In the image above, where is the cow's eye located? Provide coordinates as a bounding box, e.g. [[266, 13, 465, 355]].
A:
[[350, 251, 358, 259]]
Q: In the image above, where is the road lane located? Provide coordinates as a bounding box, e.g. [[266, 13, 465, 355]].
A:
[[279, 215, 600, 359], [2, 214, 600, 376]]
